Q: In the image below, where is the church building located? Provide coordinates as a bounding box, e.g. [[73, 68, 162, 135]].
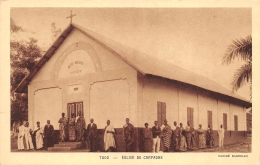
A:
[[14, 23, 251, 152]]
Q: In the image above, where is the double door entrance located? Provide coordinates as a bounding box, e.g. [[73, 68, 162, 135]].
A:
[[67, 102, 84, 118]]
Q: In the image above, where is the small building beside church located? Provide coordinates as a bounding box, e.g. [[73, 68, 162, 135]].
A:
[[15, 23, 251, 152]]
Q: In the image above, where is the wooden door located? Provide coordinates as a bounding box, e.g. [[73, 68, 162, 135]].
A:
[[67, 102, 83, 118]]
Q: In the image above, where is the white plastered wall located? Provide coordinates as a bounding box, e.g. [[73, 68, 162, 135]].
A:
[[218, 100, 230, 130], [141, 77, 178, 128], [89, 79, 130, 129], [197, 94, 218, 130], [139, 76, 247, 131], [230, 103, 246, 131], [31, 29, 130, 83], [178, 87, 198, 128], [33, 87, 62, 129], [28, 28, 137, 129]]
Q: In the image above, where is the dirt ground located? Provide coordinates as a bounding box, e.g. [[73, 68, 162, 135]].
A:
[[193, 142, 251, 153], [11, 136, 251, 153], [11, 143, 251, 153]]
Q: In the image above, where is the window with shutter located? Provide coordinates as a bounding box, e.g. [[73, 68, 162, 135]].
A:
[[187, 107, 194, 127], [157, 102, 162, 126], [234, 115, 238, 131], [157, 101, 166, 126], [161, 102, 166, 123], [207, 110, 212, 127], [223, 113, 227, 130]]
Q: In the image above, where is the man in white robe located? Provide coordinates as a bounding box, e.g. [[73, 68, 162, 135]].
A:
[[218, 124, 225, 148], [24, 122, 34, 150], [17, 121, 26, 150], [104, 120, 116, 152], [34, 121, 44, 150]]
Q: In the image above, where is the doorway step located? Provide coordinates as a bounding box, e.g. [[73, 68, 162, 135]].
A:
[[48, 142, 87, 151]]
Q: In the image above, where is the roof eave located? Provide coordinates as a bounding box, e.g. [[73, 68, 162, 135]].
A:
[[145, 74, 252, 108]]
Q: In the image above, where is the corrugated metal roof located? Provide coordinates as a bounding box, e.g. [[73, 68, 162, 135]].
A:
[[14, 23, 251, 107]]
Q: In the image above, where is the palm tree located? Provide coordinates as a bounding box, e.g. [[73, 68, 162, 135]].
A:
[[222, 35, 252, 97]]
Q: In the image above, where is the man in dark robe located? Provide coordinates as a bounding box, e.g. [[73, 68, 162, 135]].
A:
[[123, 118, 135, 152], [43, 120, 54, 150], [87, 118, 97, 152]]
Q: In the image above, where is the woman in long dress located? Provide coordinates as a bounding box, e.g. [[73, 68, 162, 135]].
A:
[[34, 121, 43, 150], [68, 113, 76, 141], [104, 120, 116, 152], [197, 124, 206, 149], [161, 119, 172, 152], [179, 123, 187, 152], [58, 113, 68, 142], [75, 111, 86, 142]]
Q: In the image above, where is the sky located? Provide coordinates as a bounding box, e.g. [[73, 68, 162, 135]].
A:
[[10, 8, 252, 100]]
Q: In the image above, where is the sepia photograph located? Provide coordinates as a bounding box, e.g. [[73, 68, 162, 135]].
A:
[[1, 1, 260, 165], [10, 7, 252, 153]]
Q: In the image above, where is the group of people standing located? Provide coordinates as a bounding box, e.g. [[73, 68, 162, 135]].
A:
[[58, 112, 99, 152], [15, 115, 225, 152], [58, 112, 87, 142], [59, 112, 119, 152], [16, 120, 54, 151], [141, 119, 225, 152]]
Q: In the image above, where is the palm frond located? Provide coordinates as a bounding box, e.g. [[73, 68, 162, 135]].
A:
[[231, 62, 252, 92], [222, 35, 252, 65]]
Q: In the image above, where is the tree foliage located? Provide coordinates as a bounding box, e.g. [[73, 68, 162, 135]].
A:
[[222, 35, 252, 97], [11, 38, 43, 90], [10, 18, 62, 125], [11, 94, 28, 124], [10, 18, 43, 124]]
